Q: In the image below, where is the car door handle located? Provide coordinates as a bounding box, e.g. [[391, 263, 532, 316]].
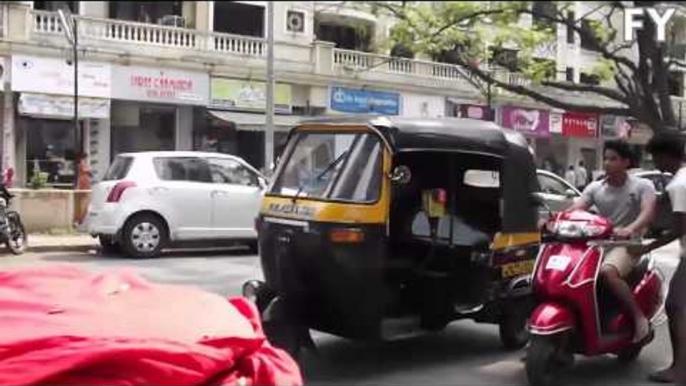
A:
[[152, 187, 169, 193]]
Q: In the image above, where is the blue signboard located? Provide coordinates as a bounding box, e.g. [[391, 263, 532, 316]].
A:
[[330, 86, 400, 115]]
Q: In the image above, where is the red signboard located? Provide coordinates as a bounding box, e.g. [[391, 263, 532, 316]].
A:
[[563, 112, 599, 138]]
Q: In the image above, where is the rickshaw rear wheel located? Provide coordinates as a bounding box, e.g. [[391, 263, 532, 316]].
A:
[[264, 322, 302, 359]]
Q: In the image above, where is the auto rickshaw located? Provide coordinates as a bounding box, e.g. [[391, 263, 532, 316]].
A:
[[243, 116, 542, 356]]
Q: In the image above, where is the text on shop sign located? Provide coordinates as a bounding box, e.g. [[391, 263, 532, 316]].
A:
[[130, 75, 194, 99]]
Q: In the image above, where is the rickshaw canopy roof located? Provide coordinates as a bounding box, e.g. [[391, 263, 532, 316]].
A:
[[295, 115, 531, 157]]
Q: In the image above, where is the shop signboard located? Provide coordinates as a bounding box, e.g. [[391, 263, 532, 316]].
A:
[[601, 115, 634, 139], [458, 104, 493, 121], [330, 86, 400, 115], [549, 113, 563, 134], [210, 78, 292, 113], [18, 93, 110, 119], [563, 112, 599, 138], [12, 55, 111, 98], [501, 106, 550, 137], [111, 65, 209, 105]]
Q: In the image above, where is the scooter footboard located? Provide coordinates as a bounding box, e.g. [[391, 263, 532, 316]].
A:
[[529, 302, 576, 336]]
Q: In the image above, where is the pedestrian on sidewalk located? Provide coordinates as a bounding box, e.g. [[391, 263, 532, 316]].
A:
[[576, 160, 589, 190], [565, 165, 577, 186], [632, 132, 686, 384]]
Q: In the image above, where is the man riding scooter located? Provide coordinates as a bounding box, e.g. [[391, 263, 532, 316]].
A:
[[569, 140, 657, 345]]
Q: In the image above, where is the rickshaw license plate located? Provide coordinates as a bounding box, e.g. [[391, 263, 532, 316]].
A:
[[501, 260, 535, 278]]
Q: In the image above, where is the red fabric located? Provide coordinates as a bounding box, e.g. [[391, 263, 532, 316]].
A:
[[0, 265, 302, 386]]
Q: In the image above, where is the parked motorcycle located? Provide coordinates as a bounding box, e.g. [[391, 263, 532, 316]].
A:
[[0, 186, 26, 255], [525, 208, 666, 386]]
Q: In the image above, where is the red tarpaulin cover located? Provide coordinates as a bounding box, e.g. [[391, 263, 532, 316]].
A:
[[0, 265, 303, 386]]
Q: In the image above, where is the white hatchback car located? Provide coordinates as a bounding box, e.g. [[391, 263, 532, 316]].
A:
[[82, 152, 268, 258]]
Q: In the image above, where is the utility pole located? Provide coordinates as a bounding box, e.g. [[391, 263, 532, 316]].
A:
[[265, 1, 275, 174], [58, 10, 79, 188]]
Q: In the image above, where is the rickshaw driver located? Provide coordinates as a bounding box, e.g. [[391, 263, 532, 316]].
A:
[[568, 140, 657, 344]]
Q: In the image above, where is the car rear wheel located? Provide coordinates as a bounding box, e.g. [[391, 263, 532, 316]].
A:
[[122, 214, 168, 259]]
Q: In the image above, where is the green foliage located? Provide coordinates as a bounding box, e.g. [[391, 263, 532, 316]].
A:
[[377, 1, 617, 81], [29, 172, 48, 190]]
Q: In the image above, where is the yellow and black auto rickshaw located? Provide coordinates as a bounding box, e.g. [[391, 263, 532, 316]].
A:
[[243, 116, 542, 356]]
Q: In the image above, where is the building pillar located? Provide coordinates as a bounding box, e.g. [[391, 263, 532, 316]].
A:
[[2, 56, 16, 187], [88, 118, 110, 182], [176, 106, 193, 151]]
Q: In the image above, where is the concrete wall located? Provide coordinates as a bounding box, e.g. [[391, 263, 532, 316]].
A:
[[9, 189, 91, 233], [80, 1, 107, 18]]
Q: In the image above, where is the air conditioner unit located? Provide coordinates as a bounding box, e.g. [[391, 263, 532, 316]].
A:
[[159, 15, 186, 28], [286, 10, 305, 33]]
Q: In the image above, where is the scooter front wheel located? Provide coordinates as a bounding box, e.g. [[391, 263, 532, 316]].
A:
[[526, 335, 567, 386]]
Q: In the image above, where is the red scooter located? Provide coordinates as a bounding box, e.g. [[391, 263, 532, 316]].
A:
[[526, 208, 667, 386]]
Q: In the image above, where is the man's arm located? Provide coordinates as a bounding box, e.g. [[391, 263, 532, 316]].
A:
[[638, 178, 686, 255], [639, 212, 685, 255], [568, 183, 596, 211], [622, 188, 657, 235]]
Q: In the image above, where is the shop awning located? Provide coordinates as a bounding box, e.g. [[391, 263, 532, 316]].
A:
[[208, 111, 304, 131]]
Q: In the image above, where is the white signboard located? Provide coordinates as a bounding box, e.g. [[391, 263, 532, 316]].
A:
[[12, 55, 111, 98], [549, 112, 563, 134], [401, 93, 444, 118], [112, 65, 209, 105], [18, 93, 110, 120]]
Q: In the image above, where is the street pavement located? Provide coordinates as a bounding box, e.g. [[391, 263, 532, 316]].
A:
[[0, 242, 681, 386]]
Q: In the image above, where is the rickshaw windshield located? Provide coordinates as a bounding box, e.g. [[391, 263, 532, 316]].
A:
[[271, 131, 383, 203]]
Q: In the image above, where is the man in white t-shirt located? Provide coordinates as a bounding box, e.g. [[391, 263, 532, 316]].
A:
[[565, 165, 577, 186], [576, 160, 589, 190], [634, 132, 686, 384]]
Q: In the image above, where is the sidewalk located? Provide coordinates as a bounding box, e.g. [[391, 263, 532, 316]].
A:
[[27, 234, 98, 253]]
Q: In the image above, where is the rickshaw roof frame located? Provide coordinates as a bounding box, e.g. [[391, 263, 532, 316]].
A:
[[290, 115, 530, 158]]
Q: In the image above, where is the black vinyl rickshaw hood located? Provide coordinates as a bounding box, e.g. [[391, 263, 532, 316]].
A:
[[286, 115, 542, 234]]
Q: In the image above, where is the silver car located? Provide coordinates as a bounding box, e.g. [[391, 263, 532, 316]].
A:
[[536, 169, 581, 215]]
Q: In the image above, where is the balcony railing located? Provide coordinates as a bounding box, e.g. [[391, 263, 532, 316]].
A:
[[29, 9, 529, 90], [32, 10, 266, 57]]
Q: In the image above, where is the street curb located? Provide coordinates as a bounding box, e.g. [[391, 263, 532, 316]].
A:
[[26, 244, 98, 254]]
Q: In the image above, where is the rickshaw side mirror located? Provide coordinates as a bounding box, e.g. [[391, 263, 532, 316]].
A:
[[390, 165, 412, 185], [564, 189, 577, 199]]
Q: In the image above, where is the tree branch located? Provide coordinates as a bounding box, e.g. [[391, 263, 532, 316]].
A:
[[540, 81, 629, 103], [464, 63, 632, 116]]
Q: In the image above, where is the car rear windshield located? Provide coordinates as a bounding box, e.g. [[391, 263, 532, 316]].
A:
[[103, 156, 133, 181]]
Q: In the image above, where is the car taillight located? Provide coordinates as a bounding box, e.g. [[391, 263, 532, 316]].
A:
[[106, 182, 137, 203]]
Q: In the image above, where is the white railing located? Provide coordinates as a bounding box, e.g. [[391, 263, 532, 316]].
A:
[[334, 49, 415, 75], [212, 33, 265, 56], [29, 10, 533, 90], [333, 48, 534, 88], [79, 16, 200, 48], [31, 10, 268, 57], [33, 9, 64, 35]]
